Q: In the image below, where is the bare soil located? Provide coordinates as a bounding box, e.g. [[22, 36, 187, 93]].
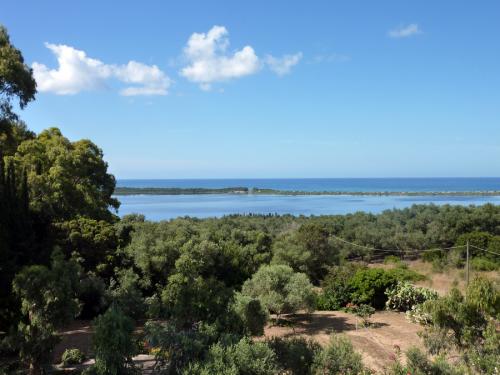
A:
[[262, 310, 423, 372]]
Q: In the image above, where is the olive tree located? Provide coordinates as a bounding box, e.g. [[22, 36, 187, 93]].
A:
[[241, 264, 316, 319]]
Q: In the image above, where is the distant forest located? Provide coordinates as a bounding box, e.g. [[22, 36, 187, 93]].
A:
[[114, 186, 500, 196]]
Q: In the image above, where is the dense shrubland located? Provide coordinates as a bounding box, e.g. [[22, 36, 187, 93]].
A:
[[0, 25, 499, 374]]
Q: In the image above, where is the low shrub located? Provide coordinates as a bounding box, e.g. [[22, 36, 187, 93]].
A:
[[405, 304, 433, 325], [312, 335, 366, 374], [471, 257, 498, 271], [185, 337, 278, 375], [61, 348, 86, 366], [386, 266, 426, 282], [267, 337, 321, 375], [389, 347, 463, 375], [386, 282, 438, 312], [422, 249, 445, 263], [384, 255, 401, 264], [351, 304, 375, 327]]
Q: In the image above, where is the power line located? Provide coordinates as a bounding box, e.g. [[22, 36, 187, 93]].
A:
[[469, 244, 500, 257], [330, 234, 465, 254]]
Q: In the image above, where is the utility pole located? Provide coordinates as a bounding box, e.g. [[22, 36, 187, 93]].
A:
[[466, 240, 470, 287]]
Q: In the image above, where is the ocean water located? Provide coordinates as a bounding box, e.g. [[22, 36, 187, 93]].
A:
[[117, 178, 500, 192], [115, 178, 500, 220]]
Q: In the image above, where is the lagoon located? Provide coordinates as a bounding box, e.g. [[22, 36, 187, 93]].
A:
[[115, 193, 500, 221]]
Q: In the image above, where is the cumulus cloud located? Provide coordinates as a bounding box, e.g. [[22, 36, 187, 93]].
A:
[[388, 23, 422, 38], [265, 52, 302, 76], [180, 25, 261, 90], [32, 43, 171, 95], [180, 25, 302, 89]]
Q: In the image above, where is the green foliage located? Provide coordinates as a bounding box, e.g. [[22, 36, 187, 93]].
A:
[[185, 337, 278, 375], [241, 264, 316, 317], [389, 347, 463, 375], [108, 268, 145, 320], [160, 239, 244, 327], [418, 277, 500, 373], [144, 321, 225, 374], [77, 272, 109, 319], [350, 304, 375, 327], [91, 305, 136, 375], [0, 26, 36, 122], [317, 264, 362, 310], [232, 293, 268, 336], [466, 276, 500, 318], [272, 223, 338, 284], [56, 217, 119, 275], [267, 337, 321, 375], [12, 251, 80, 372], [312, 335, 365, 375], [385, 265, 426, 282], [13, 128, 119, 221], [348, 268, 398, 309], [455, 231, 500, 262], [470, 256, 499, 271], [465, 320, 500, 374], [61, 348, 86, 366], [385, 282, 438, 312], [383, 255, 401, 264]]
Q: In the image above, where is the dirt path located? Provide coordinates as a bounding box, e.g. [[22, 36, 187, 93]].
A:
[[263, 310, 423, 372], [53, 321, 155, 373]]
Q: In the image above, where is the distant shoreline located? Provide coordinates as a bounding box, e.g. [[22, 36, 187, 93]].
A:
[[114, 186, 500, 197]]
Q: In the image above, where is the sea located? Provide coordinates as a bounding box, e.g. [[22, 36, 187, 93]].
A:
[[115, 178, 500, 221]]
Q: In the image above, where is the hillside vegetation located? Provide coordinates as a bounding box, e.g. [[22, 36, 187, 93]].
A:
[[0, 25, 499, 374]]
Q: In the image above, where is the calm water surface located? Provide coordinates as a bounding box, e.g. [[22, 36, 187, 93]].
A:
[[115, 193, 500, 221], [117, 178, 500, 192]]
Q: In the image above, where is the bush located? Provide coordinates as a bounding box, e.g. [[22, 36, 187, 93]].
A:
[[61, 348, 86, 366], [241, 264, 316, 318], [108, 268, 145, 320], [317, 264, 362, 311], [471, 257, 499, 271], [91, 305, 136, 374], [386, 266, 425, 282], [233, 292, 268, 336], [312, 335, 365, 375], [389, 346, 463, 375], [78, 273, 109, 319], [144, 321, 226, 374], [267, 337, 321, 375], [185, 337, 278, 375], [348, 268, 398, 309], [384, 255, 401, 264], [406, 304, 433, 325], [385, 282, 438, 312], [350, 304, 375, 327], [422, 249, 445, 263]]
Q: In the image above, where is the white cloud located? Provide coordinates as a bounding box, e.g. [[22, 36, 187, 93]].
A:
[[33, 43, 171, 95], [113, 61, 171, 96], [388, 23, 422, 38], [180, 26, 261, 90], [265, 52, 302, 76]]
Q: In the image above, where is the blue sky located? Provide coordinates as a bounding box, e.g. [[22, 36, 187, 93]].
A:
[[3, 1, 500, 178]]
